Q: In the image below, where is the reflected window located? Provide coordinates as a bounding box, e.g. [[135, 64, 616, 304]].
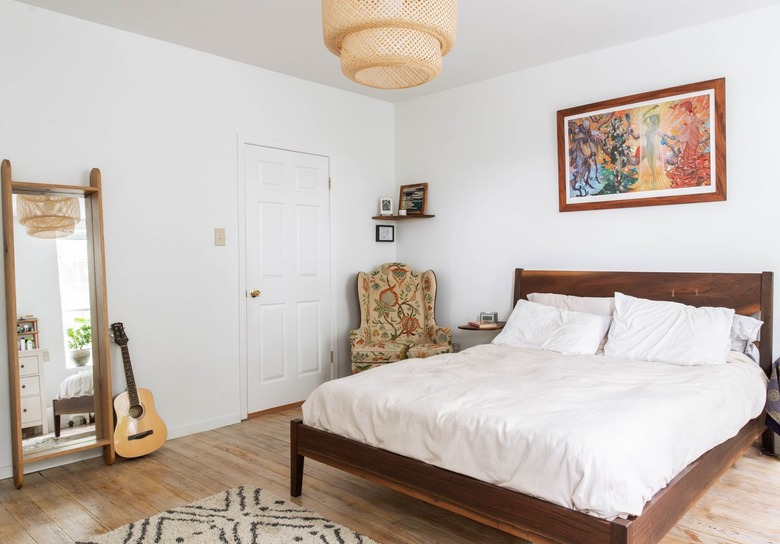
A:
[[56, 222, 91, 368]]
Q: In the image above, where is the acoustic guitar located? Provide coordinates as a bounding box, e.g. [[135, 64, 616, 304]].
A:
[[111, 322, 167, 458]]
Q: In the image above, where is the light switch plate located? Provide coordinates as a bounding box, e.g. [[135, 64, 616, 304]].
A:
[[214, 228, 226, 246]]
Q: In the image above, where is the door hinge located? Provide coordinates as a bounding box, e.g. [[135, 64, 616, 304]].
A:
[[329, 351, 334, 365], [328, 177, 332, 190]]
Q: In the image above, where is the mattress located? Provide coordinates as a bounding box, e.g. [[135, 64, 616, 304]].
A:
[[302, 344, 767, 519]]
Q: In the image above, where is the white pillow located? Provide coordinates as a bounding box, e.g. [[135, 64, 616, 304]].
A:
[[527, 293, 614, 353], [492, 300, 612, 355], [604, 292, 734, 366], [730, 314, 763, 363], [527, 293, 615, 316]]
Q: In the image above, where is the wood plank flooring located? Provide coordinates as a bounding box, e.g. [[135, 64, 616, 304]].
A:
[[1, 406, 778, 543]]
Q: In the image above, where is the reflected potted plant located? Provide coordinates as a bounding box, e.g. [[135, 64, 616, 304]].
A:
[[67, 317, 92, 366]]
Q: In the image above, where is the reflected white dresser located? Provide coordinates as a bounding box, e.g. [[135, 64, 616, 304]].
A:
[[19, 349, 48, 436]]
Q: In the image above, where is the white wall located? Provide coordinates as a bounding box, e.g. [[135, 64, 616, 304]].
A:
[[13, 218, 71, 417], [396, 6, 780, 353], [0, 0, 396, 478], [14, 221, 62, 356]]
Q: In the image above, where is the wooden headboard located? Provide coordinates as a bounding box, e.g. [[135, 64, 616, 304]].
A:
[[513, 269, 774, 375]]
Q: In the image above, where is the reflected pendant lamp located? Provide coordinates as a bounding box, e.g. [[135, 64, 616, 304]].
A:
[[322, 0, 457, 89], [17, 194, 81, 238]]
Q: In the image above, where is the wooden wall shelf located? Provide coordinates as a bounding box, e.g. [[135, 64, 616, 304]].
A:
[[372, 214, 435, 220], [17, 317, 39, 350]]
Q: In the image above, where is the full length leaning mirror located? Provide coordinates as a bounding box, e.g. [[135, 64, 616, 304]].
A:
[[2, 159, 114, 489]]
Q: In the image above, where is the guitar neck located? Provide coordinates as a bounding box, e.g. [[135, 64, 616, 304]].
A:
[[120, 345, 140, 407]]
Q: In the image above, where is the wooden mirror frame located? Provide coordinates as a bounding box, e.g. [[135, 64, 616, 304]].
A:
[[2, 159, 114, 489]]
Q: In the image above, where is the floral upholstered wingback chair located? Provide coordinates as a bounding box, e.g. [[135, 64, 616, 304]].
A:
[[350, 262, 453, 373]]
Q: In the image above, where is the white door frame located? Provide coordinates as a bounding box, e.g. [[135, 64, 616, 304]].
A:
[[237, 134, 337, 420]]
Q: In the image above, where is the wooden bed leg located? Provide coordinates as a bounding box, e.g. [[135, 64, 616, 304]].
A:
[[762, 428, 779, 456], [610, 518, 630, 544], [290, 419, 305, 497]]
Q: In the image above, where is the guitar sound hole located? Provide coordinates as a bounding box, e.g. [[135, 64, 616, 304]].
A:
[[129, 404, 144, 419]]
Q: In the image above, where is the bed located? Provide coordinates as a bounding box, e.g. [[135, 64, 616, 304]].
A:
[[291, 270, 774, 544], [52, 370, 95, 437]]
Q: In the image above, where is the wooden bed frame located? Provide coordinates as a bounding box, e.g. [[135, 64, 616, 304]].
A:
[[291, 269, 774, 544], [52, 395, 95, 437]]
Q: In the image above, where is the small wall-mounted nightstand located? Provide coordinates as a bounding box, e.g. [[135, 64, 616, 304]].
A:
[[458, 322, 506, 331]]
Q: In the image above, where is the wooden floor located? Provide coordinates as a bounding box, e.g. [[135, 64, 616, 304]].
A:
[[1, 406, 778, 544]]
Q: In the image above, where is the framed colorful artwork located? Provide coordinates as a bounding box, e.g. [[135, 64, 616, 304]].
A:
[[557, 78, 726, 212], [399, 182, 428, 215]]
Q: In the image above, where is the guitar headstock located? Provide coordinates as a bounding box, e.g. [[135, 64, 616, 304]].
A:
[[111, 322, 129, 346]]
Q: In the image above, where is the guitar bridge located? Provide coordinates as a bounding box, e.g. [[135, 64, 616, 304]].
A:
[[128, 430, 154, 441]]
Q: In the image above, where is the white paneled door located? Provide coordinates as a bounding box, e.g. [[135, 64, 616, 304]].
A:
[[244, 144, 331, 413]]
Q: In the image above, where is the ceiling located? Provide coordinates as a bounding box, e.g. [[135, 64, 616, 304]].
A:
[[15, 0, 780, 103]]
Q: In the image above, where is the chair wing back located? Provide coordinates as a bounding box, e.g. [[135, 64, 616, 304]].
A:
[[357, 262, 438, 343]]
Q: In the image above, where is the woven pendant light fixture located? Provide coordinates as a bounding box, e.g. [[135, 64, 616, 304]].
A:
[[17, 194, 81, 238], [322, 0, 457, 89]]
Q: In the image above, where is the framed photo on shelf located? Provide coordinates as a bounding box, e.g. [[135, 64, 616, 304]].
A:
[[375, 224, 395, 242], [557, 78, 726, 212], [379, 197, 393, 216], [399, 183, 428, 215]]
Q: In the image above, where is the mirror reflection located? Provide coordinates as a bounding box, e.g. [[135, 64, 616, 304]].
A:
[[13, 195, 98, 460]]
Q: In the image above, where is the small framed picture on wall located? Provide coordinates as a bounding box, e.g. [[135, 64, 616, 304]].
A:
[[379, 197, 393, 216], [375, 224, 395, 242]]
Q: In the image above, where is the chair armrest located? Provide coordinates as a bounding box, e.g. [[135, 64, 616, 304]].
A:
[[426, 325, 452, 345]]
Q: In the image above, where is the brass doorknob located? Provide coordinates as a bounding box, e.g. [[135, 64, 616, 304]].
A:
[[249, 289, 261, 298]]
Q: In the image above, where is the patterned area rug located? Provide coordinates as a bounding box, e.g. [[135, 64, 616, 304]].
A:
[[23, 425, 96, 454], [78, 485, 378, 544]]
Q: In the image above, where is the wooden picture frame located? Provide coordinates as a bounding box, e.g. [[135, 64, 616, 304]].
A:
[[557, 78, 726, 212], [399, 182, 428, 215], [375, 224, 394, 242]]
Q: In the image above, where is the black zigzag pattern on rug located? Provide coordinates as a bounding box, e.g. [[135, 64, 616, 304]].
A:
[[78, 485, 378, 544]]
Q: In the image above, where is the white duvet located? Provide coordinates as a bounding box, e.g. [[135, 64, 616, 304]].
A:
[[57, 370, 93, 398], [302, 344, 767, 519]]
